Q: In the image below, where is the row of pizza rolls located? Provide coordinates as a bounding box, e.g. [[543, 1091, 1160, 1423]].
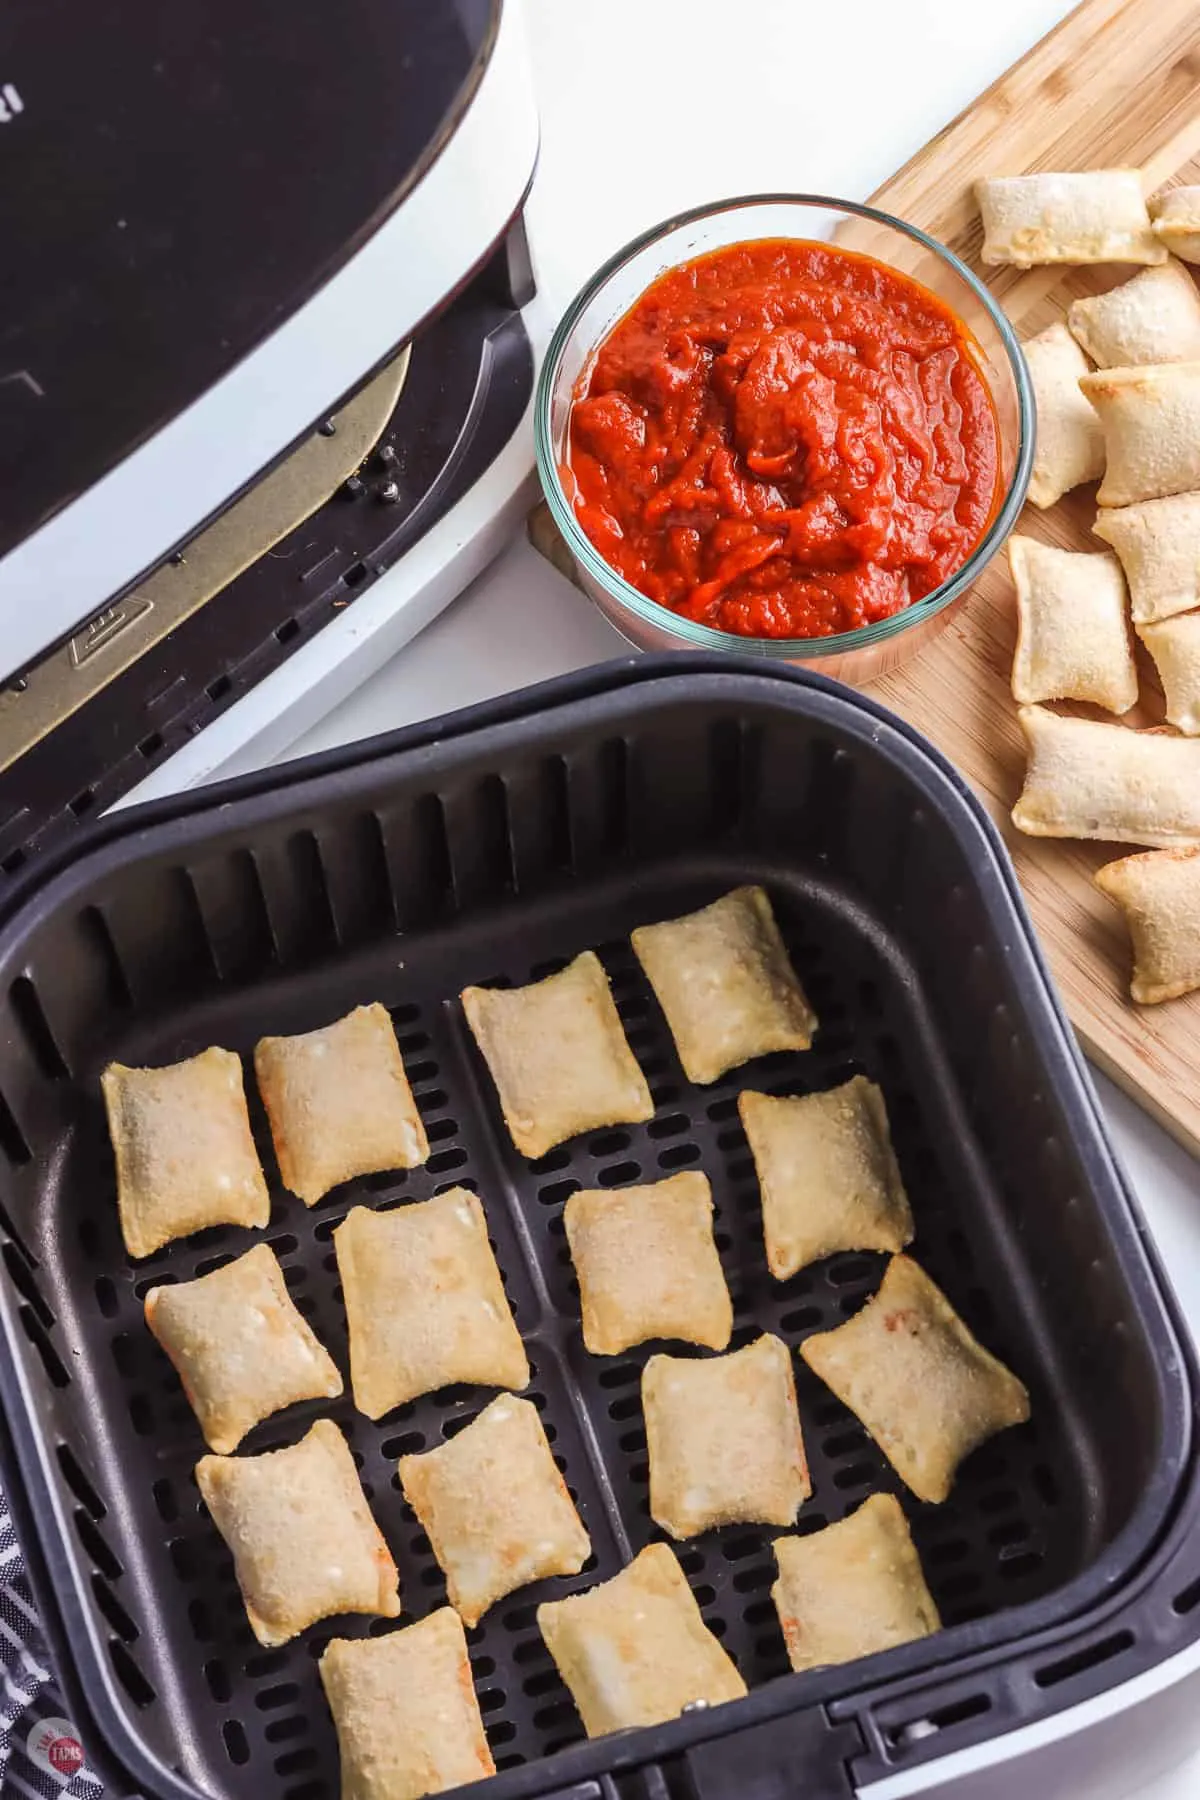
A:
[[307, 1498, 934, 1800], [102, 885, 816, 1261], [978, 187, 1200, 1007]]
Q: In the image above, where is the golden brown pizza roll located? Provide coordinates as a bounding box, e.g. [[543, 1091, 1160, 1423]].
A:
[[537, 1544, 746, 1738], [196, 1419, 400, 1646], [1151, 186, 1200, 264], [800, 1255, 1030, 1505], [102, 1047, 270, 1259], [643, 1334, 810, 1539], [564, 1172, 732, 1355], [738, 1078, 913, 1281], [254, 1003, 428, 1205], [1081, 362, 1200, 508], [1012, 705, 1200, 848], [1093, 492, 1200, 625], [1020, 324, 1105, 509], [461, 952, 653, 1160], [1096, 846, 1200, 1004], [319, 1609, 494, 1800], [335, 1190, 528, 1420], [631, 886, 817, 1085], [1067, 261, 1200, 368], [1140, 613, 1200, 735], [398, 1396, 590, 1627], [1007, 537, 1136, 714], [976, 170, 1162, 267], [144, 1243, 342, 1453], [771, 1494, 940, 1673]]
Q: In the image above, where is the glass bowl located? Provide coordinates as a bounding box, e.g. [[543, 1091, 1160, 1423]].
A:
[[534, 194, 1034, 685]]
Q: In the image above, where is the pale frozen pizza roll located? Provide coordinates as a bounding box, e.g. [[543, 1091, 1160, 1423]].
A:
[[1067, 260, 1200, 368], [643, 1334, 810, 1538], [771, 1494, 940, 1673], [738, 1077, 913, 1280], [1007, 536, 1136, 713], [102, 1047, 270, 1259], [196, 1419, 400, 1647], [335, 1190, 528, 1419], [564, 1171, 732, 1355], [255, 1003, 428, 1205], [976, 169, 1162, 267], [1082, 362, 1200, 507], [398, 1396, 590, 1627], [1012, 705, 1200, 847], [1093, 492, 1200, 624], [631, 885, 817, 1084], [1096, 846, 1200, 1003], [1021, 324, 1105, 508], [144, 1243, 342, 1453], [1140, 612, 1200, 735], [320, 1610, 494, 1800], [800, 1255, 1029, 1505], [1151, 186, 1200, 263], [537, 1544, 746, 1738], [461, 952, 653, 1159]]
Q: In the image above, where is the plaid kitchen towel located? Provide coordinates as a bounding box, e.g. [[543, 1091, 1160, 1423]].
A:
[[0, 1509, 100, 1800]]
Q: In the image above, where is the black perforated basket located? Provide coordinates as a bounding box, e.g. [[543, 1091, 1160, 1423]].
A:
[[0, 657, 1195, 1800]]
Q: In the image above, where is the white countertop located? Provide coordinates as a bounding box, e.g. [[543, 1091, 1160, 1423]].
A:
[[281, 3, 1200, 1792]]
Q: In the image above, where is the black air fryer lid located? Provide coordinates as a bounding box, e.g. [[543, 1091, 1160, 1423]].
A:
[[0, 0, 497, 559]]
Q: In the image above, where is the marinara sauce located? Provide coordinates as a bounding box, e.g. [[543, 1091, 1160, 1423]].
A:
[[566, 239, 1002, 639]]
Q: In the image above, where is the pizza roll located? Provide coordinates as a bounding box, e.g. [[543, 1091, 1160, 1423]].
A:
[[1096, 846, 1200, 1004], [196, 1419, 400, 1646], [771, 1494, 940, 1673], [144, 1243, 342, 1453], [1007, 537, 1137, 714], [643, 1334, 810, 1539], [398, 1396, 590, 1627], [319, 1610, 494, 1800], [975, 170, 1162, 267], [1151, 186, 1200, 264], [102, 1048, 270, 1259], [1081, 362, 1200, 507], [1067, 261, 1200, 368], [564, 1172, 732, 1355], [1012, 705, 1200, 848], [631, 886, 817, 1084], [1021, 324, 1105, 509], [254, 1003, 428, 1205], [335, 1190, 528, 1419], [738, 1078, 913, 1281], [537, 1544, 746, 1738], [800, 1255, 1030, 1504], [1093, 492, 1200, 625], [1141, 612, 1200, 736], [461, 952, 653, 1159]]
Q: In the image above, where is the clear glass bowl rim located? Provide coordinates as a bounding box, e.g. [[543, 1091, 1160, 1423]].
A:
[[533, 191, 1036, 659]]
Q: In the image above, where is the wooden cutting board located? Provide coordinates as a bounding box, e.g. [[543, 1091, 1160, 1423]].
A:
[[865, 0, 1200, 1156], [529, 0, 1200, 1153]]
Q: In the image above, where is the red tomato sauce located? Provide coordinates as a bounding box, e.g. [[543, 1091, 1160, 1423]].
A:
[[566, 239, 1002, 639]]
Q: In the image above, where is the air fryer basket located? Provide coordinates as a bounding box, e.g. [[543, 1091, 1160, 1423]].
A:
[[0, 658, 1191, 1800]]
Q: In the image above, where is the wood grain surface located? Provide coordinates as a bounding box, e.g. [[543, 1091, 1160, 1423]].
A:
[[865, 0, 1200, 1156]]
